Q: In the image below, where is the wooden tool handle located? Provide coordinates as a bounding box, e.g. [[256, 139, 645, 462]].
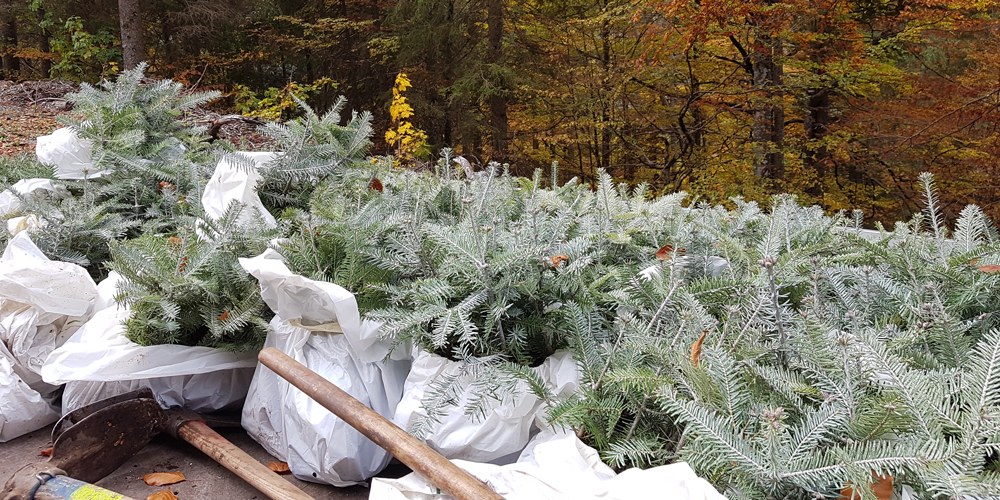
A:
[[258, 347, 506, 500], [177, 420, 315, 500]]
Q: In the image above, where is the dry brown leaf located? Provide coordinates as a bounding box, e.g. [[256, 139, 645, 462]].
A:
[[970, 258, 981, 266], [146, 489, 178, 500], [217, 310, 229, 321], [841, 472, 893, 500], [369, 178, 384, 193], [267, 461, 291, 474], [548, 255, 569, 268], [979, 265, 1000, 274], [655, 245, 687, 260], [39, 447, 52, 457], [142, 472, 186, 486], [690, 331, 708, 367]]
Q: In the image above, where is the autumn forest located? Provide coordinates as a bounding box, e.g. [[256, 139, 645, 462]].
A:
[[0, 0, 998, 226]]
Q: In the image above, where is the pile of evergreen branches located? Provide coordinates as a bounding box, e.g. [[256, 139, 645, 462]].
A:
[[1, 66, 372, 350], [280, 155, 1000, 498]]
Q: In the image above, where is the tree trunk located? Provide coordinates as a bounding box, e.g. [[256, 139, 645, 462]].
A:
[[599, 19, 613, 174], [751, 35, 784, 180], [37, 6, 50, 77], [487, 0, 508, 162], [803, 87, 830, 197], [118, 0, 145, 70], [0, 0, 19, 75]]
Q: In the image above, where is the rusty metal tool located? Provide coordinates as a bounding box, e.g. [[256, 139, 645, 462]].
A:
[[3, 388, 314, 500], [2, 391, 161, 500], [258, 346, 506, 500]]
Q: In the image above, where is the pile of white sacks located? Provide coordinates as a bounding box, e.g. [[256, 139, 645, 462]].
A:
[[0, 127, 727, 500]]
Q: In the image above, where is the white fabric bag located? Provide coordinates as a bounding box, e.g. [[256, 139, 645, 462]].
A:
[[0, 178, 70, 217], [202, 152, 278, 228], [35, 128, 103, 180], [370, 428, 728, 500], [240, 251, 410, 486], [392, 349, 580, 464], [0, 232, 97, 441], [0, 349, 59, 442], [42, 273, 257, 414]]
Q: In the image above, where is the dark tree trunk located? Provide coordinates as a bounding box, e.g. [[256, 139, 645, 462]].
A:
[[803, 87, 831, 197], [118, 0, 145, 70], [751, 34, 784, 180], [0, 0, 19, 75], [599, 19, 613, 173], [37, 6, 50, 77], [487, 0, 508, 162]]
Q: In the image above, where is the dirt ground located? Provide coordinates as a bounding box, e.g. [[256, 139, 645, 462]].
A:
[[0, 79, 274, 157], [0, 423, 412, 499]]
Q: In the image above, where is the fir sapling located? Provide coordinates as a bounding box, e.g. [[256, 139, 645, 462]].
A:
[[109, 203, 277, 351], [56, 64, 221, 227], [255, 96, 374, 211], [549, 174, 1000, 499], [364, 162, 616, 365]]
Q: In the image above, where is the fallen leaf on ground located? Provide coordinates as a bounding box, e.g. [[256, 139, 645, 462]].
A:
[[39, 447, 52, 457], [142, 472, 186, 486], [267, 461, 291, 474], [146, 490, 178, 500]]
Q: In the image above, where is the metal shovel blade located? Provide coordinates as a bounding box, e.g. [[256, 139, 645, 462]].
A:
[[49, 394, 165, 484], [52, 388, 159, 441]]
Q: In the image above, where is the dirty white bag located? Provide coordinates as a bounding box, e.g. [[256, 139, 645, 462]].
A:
[[35, 128, 103, 180], [202, 152, 277, 228], [0, 232, 96, 393], [42, 272, 257, 414], [0, 232, 97, 441], [240, 251, 410, 486], [0, 178, 70, 216], [0, 349, 59, 442], [370, 428, 727, 500], [392, 349, 579, 464], [6, 215, 44, 236]]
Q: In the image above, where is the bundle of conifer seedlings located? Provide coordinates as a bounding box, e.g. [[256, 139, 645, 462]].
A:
[[546, 176, 1000, 499], [6, 67, 375, 351]]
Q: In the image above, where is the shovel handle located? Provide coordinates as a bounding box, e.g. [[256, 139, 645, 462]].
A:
[[258, 347, 505, 500], [177, 421, 315, 500]]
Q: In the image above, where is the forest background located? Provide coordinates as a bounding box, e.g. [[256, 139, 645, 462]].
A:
[[0, 0, 998, 227]]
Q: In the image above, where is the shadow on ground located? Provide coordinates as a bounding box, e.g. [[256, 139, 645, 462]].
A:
[[0, 424, 412, 499]]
